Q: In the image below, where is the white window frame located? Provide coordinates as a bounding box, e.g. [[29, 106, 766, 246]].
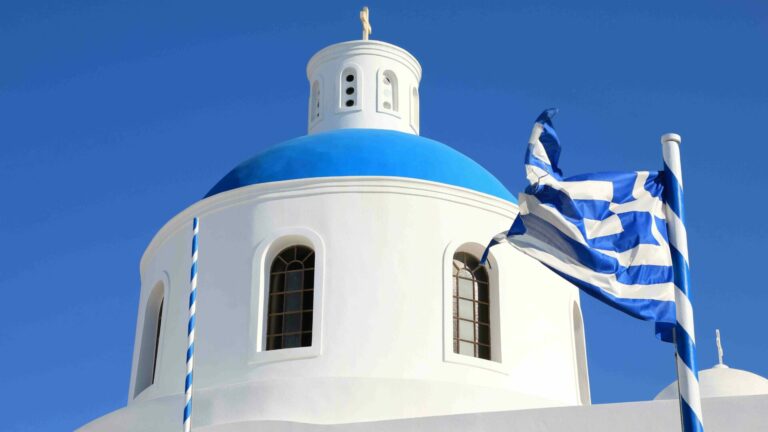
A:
[[249, 227, 325, 365], [442, 241, 507, 374]]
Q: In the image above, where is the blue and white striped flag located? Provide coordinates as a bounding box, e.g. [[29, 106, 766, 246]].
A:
[[484, 109, 676, 341]]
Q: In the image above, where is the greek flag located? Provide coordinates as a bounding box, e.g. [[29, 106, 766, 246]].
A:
[[484, 109, 676, 341]]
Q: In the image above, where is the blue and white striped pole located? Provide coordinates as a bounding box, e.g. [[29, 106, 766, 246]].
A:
[[661, 134, 704, 432], [184, 217, 199, 432]]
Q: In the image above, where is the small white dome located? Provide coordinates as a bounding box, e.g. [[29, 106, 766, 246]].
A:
[[654, 366, 768, 400]]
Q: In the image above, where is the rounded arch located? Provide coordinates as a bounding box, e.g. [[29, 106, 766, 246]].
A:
[[249, 227, 326, 364], [377, 69, 399, 114]]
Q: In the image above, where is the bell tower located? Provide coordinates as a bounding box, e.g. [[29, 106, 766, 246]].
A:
[[306, 8, 422, 135]]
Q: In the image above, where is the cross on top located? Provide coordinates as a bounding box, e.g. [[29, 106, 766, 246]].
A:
[[716, 329, 725, 366], [360, 7, 372, 40]]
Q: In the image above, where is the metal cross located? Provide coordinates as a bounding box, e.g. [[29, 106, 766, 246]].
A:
[[360, 7, 372, 40], [716, 328, 725, 366]]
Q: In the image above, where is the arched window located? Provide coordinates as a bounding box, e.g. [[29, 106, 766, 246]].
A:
[[452, 252, 491, 360], [266, 245, 315, 350], [377, 70, 398, 113], [340, 67, 358, 109], [309, 80, 321, 123], [134, 282, 164, 397], [410, 86, 419, 132]]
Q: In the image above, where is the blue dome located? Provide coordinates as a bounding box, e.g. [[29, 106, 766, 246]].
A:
[[206, 129, 515, 202]]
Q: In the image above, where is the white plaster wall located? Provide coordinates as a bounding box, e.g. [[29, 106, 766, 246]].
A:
[[115, 176, 585, 430]]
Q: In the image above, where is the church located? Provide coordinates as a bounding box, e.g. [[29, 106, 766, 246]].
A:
[[78, 9, 768, 432]]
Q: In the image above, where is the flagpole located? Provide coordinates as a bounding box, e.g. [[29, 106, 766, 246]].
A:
[[184, 217, 199, 432], [661, 133, 704, 432]]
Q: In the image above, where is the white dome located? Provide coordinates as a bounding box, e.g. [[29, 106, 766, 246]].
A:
[[654, 365, 768, 400]]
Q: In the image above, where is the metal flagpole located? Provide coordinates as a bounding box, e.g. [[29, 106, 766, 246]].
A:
[[184, 217, 199, 432], [661, 133, 704, 432]]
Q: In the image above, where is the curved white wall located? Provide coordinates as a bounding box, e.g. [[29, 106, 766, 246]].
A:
[[89, 176, 587, 431]]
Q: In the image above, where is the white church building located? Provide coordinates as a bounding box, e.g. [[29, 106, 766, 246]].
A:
[[79, 11, 768, 432]]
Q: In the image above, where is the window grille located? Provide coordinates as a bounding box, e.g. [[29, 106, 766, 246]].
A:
[[267, 245, 315, 350], [452, 252, 491, 360]]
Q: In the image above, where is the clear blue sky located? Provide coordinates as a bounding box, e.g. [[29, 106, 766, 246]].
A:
[[1, 1, 766, 430]]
